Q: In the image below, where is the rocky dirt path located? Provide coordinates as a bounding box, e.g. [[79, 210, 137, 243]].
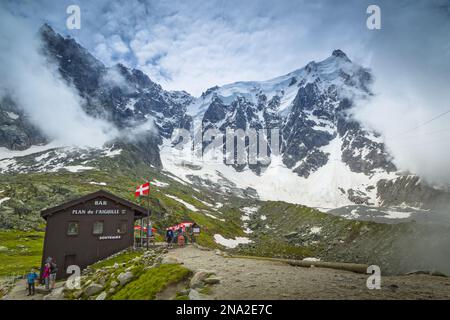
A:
[[168, 246, 450, 300], [2, 279, 45, 300], [2, 279, 65, 300]]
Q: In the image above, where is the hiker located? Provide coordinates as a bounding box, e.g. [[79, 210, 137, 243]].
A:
[[49, 259, 58, 290], [166, 228, 174, 248], [26, 268, 38, 296], [188, 226, 195, 244], [184, 226, 189, 244], [42, 262, 51, 290], [172, 229, 178, 245], [177, 229, 185, 247]]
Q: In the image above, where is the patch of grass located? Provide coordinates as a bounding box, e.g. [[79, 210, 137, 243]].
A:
[[199, 286, 212, 295], [174, 293, 189, 300], [0, 230, 44, 277], [111, 264, 191, 300]]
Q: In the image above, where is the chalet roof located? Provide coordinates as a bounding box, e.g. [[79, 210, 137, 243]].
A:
[[41, 190, 148, 220]]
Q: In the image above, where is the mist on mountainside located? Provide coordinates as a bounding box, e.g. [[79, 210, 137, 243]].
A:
[[0, 9, 120, 148]]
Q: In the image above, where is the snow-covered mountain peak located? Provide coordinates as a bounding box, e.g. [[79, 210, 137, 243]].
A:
[[187, 50, 370, 118], [331, 49, 351, 61]]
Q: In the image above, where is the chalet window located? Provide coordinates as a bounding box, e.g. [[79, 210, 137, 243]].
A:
[[118, 221, 127, 234], [93, 221, 104, 235], [67, 222, 79, 236]]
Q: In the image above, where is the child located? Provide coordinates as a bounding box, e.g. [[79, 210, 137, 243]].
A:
[[26, 268, 38, 296]]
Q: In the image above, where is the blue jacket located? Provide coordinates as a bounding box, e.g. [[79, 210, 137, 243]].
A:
[[27, 272, 38, 284]]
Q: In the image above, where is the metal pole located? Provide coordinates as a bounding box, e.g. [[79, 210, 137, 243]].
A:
[[140, 218, 143, 247], [146, 179, 150, 250]]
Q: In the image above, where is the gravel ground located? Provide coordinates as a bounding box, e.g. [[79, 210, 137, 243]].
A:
[[168, 246, 450, 300], [4, 246, 450, 300]]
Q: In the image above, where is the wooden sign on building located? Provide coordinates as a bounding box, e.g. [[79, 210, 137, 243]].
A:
[[40, 190, 148, 279]]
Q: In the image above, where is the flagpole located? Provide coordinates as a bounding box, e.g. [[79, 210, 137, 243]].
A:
[[146, 178, 150, 250]]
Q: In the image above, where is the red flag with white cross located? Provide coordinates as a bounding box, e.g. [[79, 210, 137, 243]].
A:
[[135, 182, 150, 197]]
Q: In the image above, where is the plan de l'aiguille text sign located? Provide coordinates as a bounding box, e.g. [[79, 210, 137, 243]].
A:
[[71, 200, 127, 216]]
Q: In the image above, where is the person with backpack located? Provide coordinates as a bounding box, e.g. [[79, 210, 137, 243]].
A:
[[42, 262, 51, 290], [166, 228, 173, 248], [26, 268, 38, 296], [49, 259, 58, 290]]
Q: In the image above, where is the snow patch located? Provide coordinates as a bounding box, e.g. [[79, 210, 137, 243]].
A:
[[102, 148, 122, 158], [160, 137, 396, 210], [89, 181, 107, 186], [204, 212, 225, 222], [166, 195, 198, 212], [213, 234, 253, 248], [302, 257, 321, 262], [150, 179, 169, 188], [240, 207, 259, 234], [0, 143, 63, 160], [62, 165, 94, 173], [384, 210, 412, 219], [6, 111, 19, 120], [0, 197, 11, 205], [193, 196, 214, 208]]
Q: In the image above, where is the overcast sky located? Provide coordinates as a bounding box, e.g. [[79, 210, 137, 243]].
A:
[[0, 0, 431, 95], [1, 0, 450, 184]]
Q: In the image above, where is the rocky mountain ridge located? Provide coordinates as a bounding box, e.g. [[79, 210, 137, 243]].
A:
[[1, 25, 449, 215]]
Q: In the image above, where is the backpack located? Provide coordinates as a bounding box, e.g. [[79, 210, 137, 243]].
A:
[[50, 262, 58, 274]]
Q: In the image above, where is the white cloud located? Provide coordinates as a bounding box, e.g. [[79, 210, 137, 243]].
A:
[[0, 8, 118, 148], [351, 0, 450, 186], [110, 34, 129, 54]]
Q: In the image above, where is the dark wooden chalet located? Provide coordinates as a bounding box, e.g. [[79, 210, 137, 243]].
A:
[[40, 190, 147, 279]]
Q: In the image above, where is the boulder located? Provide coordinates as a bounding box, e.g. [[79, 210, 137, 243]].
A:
[[96, 292, 107, 300], [113, 263, 119, 269], [0, 246, 8, 252], [72, 290, 83, 299], [190, 270, 215, 289], [110, 281, 119, 288], [117, 271, 133, 286], [161, 256, 182, 264], [84, 283, 104, 297], [204, 277, 221, 285], [97, 277, 106, 286]]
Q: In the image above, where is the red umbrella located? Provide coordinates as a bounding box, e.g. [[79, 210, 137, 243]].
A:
[[134, 226, 157, 232]]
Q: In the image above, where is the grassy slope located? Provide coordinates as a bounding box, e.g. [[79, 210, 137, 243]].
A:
[[234, 201, 420, 274], [0, 230, 44, 277]]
